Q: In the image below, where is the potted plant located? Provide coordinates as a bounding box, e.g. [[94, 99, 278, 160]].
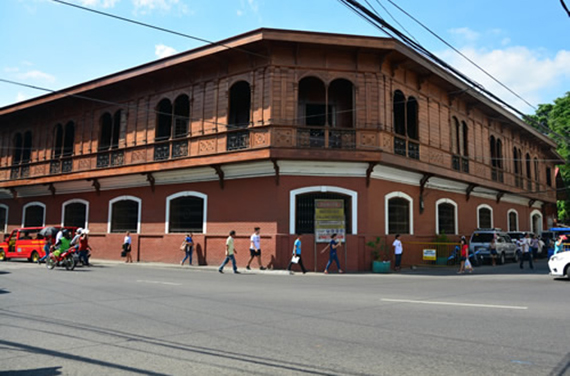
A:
[[367, 236, 391, 273]]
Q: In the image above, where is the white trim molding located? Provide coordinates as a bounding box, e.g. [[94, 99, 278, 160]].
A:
[[61, 199, 90, 229], [0, 204, 8, 233], [476, 204, 494, 229], [289, 186, 358, 234], [108, 195, 142, 234], [22, 201, 46, 227], [435, 198, 458, 235], [385, 191, 414, 235], [530, 209, 543, 234], [165, 191, 208, 234], [507, 209, 519, 232]]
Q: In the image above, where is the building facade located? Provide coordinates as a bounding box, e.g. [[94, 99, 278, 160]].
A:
[[0, 29, 562, 270]]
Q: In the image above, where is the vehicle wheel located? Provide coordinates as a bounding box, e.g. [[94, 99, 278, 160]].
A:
[[64, 255, 76, 271], [46, 257, 56, 270], [0, 249, 5, 261], [565, 265, 570, 281], [29, 251, 39, 263], [499, 253, 506, 265]]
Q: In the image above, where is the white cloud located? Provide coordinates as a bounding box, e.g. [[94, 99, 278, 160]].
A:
[[16, 92, 28, 102], [4, 67, 19, 73], [237, 9, 243, 16], [448, 27, 480, 43], [439, 46, 570, 111], [132, 0, 188, 14], [17, 70, 56, 83], [155, 44, 177, 59], [74, 0, 119, 8]]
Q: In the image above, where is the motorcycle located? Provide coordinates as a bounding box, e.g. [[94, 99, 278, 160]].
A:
[[46, 246, 77, 271]]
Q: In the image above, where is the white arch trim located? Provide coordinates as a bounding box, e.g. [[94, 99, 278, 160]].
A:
[[289, 186, 358, 235], [385, 191, 414, 235], [507, 209, 519, 232], [0, 204, 8, 233], [435, 198, 458, 235], [22, 201, 46, 227], [476, 204, 494, 229], [61, 199, 90, 229], [165, 191, 208, 234], [108, 195, 142, 234], [530, 209, 543, 234]]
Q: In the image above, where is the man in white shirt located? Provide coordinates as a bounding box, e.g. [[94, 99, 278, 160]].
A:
[[519, 232, 534, 270], [393, 234, 403, 271], [246, 227, 266, 270]]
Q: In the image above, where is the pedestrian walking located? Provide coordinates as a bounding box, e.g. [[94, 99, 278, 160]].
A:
[[219, 230, 239, 274], [392, 234, 403, 271], [519, 232, 534, 270], [123, 231, 133, 263], [530, 234, 539, 261], [180, 233, 194, 266], [78, 230, 92, 266], [457, 236, 472, 274], [246, 227, 266, 270], [287, 233, 307, 274], [321, 233, 343, 274]]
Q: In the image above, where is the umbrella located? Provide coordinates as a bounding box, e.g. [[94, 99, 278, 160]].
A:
[[39, 227, 58, 237]]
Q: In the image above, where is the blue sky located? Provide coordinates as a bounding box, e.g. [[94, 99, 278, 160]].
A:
[[1, 0, 569, 114]]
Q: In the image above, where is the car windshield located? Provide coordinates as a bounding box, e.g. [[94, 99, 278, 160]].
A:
[[471, 233, 495, 243]]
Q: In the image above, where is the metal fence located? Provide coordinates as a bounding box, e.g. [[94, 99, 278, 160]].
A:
[[403, 241, 461, 267]]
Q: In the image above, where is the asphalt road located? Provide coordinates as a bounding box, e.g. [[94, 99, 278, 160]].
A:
[[0, 258, 568, 376]]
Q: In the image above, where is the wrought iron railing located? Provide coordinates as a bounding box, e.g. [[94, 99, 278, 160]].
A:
[[329, 129, 356, 149], [172, 140, 188, 158], [452, 155, 460, 171], [394, 136, 406, 156], [227, 130, 250, 151], [461, 157, 469, 173], [153, 143, 170, 161], [408, 141, 420, 160]]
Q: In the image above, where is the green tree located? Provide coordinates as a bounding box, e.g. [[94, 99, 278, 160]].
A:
[[528, 92, 570, 222]]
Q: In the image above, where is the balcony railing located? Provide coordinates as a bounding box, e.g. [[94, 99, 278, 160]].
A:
[[9, 163, 31, 179], [394, 136, 406, 156], [297, 127, 356, 149], [227, 130, 250, 151], [97, 150, 125, 168]]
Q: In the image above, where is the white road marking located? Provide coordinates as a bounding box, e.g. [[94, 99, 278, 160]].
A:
[[381, 298, 528, 310], [136, 280, 182, 286]]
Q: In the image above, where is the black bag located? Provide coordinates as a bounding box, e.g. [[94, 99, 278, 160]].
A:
[[121, 250, 126, 257]]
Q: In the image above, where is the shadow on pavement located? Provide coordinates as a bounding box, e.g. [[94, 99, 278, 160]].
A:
[[0, 367, 62, 376]]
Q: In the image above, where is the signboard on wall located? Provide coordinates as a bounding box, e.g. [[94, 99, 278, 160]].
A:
[[315, 199, 345, 243], [423, 249, 437, 261]]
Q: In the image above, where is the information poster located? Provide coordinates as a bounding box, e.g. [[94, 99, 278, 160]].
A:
[[315, 199, 345, 243]]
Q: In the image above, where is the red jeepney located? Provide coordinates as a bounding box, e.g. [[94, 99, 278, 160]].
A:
[[0, 227, 68, 262]]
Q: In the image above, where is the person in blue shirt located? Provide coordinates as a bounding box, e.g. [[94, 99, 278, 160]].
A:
[[321, 233, 344, 274], [287, 233, 307, 274], [180, 233, 194, 266]]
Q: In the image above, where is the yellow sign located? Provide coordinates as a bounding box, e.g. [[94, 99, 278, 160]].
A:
[[423, 249, 437, 260], [315, 199, 345, 243]]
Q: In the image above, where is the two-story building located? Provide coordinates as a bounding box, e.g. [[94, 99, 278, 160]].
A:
[[0, 29, 562, 270]]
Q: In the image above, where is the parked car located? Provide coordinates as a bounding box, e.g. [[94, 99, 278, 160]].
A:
[[548, 251, 570, 279], [469, 229, 517, 265], [0, 226, 74, 262]]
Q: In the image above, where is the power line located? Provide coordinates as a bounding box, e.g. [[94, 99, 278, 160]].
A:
[[339, 0, 570, 147], [51, 0, 269, 61], [561, 0, 570, 17]]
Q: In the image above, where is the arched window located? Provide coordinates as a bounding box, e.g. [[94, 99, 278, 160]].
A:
[[407, 97, 418, 140], [22, 202, 45, 227], [525, 153, 531, 179], [328, 79, 354, 128], [99, 112, 114, 151], [173, 94, 190, 138], [52, 124, 64, 158], [228, 81, 251, 128], [436, 199, 457, 235], [462, 121, 469, 157], [530, 210, 542, 234], [393, 90, 406, 136], [12, 133, 23, 165], [496, 139, 503, 170], [22, 131, 32, 163], [156, 99, 173, 141], [62, 199, 89, 229], [0, 204, 8, 233], [166, 192, 207, 233], [534, 157, 539, 186], [490, 136, 497, 168], [290, 186, 357, 235], [108, 196, 141, 233], [298, 77, 327, 126], [386, 192, 413, 235], [508, 209, 518, 232], [63, 121, 75, 156], [477, 204, 493, 229]]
